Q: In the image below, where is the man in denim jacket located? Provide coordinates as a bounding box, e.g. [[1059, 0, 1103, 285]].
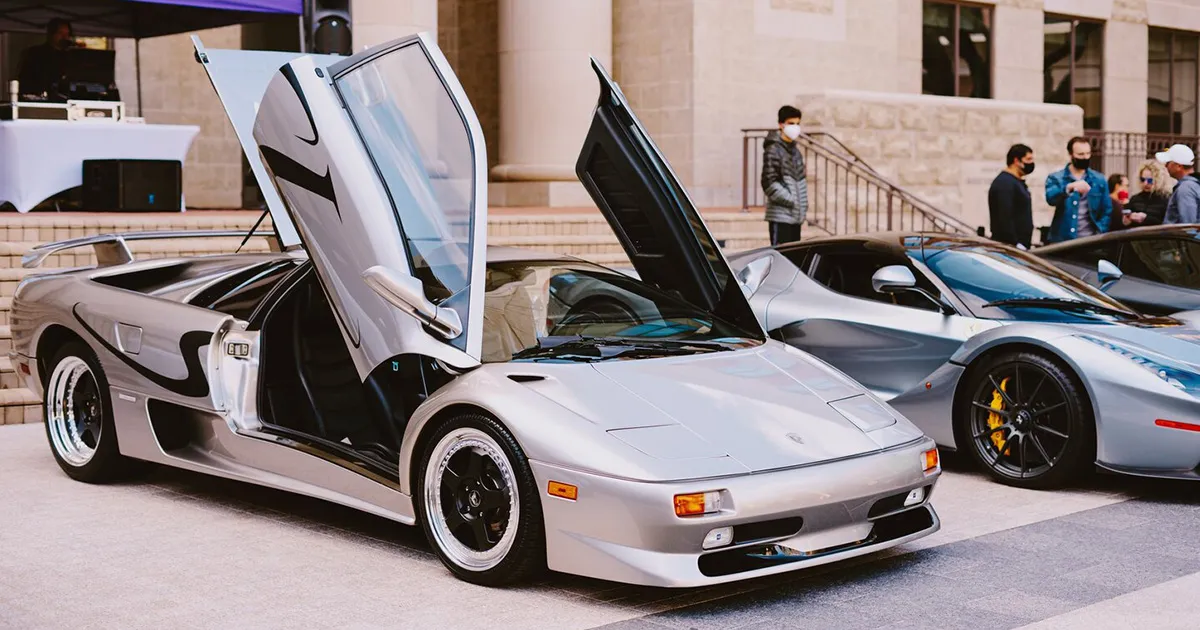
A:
[[1045, 136, 1111, 243]]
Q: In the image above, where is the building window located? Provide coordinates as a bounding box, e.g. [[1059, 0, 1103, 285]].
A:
[[1148, 29, 1199, 135], [1043, 16, 1104, 130], [922, 1, 992, 98]]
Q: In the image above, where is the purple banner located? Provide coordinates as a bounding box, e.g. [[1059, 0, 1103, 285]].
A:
[[125, 0, 302, 14]]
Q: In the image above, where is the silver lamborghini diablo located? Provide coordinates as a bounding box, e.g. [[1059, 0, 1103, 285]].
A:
[[729, 232, 1200, 489], [9, 34, 940, 587]]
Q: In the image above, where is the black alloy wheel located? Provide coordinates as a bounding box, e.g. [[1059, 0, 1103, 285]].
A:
[[960, 350, 1094, 489]]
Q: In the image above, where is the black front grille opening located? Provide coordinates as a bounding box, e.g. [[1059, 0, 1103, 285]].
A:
[[697, 505, 935, 578], [867, 485, 933, 519], [732, 516, 804, 545]]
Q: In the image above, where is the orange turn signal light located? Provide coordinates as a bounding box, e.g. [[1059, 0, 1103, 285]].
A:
[[547, 481, 578, 501], [674, 491, 722, 517], [922, 448, 940, 473]]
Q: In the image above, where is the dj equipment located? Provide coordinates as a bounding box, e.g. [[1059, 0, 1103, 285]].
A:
[[82, 159, 182, 212]]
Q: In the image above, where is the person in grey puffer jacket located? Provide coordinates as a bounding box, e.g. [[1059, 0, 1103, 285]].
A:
[[761, 105, 809, 245]]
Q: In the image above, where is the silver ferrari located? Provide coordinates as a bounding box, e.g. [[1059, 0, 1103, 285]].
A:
[[9, 34, 941, 587], [729, 232, 1200, 489]]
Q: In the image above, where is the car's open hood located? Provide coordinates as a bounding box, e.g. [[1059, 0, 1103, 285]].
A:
[[575, 60, 764, 341]]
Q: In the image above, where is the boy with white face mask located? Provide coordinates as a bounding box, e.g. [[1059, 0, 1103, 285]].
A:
[[761, 105, 809, 245]]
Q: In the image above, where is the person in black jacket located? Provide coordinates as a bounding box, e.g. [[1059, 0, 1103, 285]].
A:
[[16, 18, 75, 99], [988, 143, 1035, 249], [1126, 159, 1171, 226]]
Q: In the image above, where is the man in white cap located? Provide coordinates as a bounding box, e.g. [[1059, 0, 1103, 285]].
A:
[[1157, 143, 1200, 224]]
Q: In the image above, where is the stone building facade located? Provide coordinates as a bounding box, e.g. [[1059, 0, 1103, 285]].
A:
[[4, 0, 1200, 232]]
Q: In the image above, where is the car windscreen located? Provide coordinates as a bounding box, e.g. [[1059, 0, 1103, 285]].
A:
[[482, 260, 761, 363], [919, 244, 1136, 322]]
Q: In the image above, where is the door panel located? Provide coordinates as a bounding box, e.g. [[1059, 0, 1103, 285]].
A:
[[245, 34, 486, 374], [774, 299, 979, 399], [575, 59, 763, 339], [192, 39, 345, 250]]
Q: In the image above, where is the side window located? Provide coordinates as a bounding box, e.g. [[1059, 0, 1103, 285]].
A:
[[808, 245, 942, 312], [778, 245, 813, 272], [1121, 239, 1200, 289], [1046, 241, 1122, 268]]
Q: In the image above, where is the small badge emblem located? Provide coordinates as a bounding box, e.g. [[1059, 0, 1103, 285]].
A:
[[786, 432, 805, 445]]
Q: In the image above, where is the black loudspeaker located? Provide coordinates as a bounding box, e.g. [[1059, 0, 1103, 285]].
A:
[[82, 159, 182, 211], [306, 0, 351, 55]]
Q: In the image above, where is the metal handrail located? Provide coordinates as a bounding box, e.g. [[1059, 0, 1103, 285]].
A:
[[22, 230, 270, 269], [742, 128, 974, 235]]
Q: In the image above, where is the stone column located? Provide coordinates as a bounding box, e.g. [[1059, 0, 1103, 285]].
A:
[[352, 0, 438, 50], [1104, 2, 1149, 133], [992, 2, 1045, 102], [490, 0, 613, 207]]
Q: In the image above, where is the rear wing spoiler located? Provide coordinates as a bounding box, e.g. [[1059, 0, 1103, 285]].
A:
[[22, 230, 273, 269]]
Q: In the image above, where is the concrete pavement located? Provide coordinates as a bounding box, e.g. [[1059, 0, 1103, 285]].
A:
[[0, 423, 1195, 629]]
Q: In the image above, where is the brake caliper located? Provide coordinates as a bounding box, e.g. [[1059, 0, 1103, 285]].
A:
[[987, 377, 1011, 455]]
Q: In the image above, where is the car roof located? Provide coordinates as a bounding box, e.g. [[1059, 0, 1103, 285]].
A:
[[1037, 223, 1200, 252], [772, 231, 996, 258]]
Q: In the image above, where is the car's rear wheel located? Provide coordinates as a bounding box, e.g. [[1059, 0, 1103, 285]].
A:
[[416, 413, 545, 586], [44, 342, 135, 483], [959, 350, 1094, 489]]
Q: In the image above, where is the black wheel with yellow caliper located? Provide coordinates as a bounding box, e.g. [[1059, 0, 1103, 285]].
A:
[[959, 350, 1095, 489]]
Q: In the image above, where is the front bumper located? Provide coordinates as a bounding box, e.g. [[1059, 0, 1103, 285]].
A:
[[531, 437, 940, 587]]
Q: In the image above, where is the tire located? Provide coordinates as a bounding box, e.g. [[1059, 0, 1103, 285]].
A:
[[415, 413, 545, 586], [43, 341, 137, 483], [957, 350, 1095, 489]]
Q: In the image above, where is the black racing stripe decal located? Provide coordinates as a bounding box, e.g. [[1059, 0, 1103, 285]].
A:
[[259, 145, 342, 222], [71, 305, 211, 399], [280, 64, 320, 147]]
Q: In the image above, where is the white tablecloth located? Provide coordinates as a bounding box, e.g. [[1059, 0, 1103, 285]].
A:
[[0, 120, 200, 212]]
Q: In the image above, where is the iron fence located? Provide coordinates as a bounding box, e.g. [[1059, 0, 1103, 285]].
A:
[[741, 129, 973, 236], [1084, 131, 1200, 180]]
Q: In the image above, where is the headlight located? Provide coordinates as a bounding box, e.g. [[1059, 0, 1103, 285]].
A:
[[1076, 334, 1200, 394]]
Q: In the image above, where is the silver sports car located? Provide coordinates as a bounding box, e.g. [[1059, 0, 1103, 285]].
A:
[[729, 232, 1200, 489], [9, 34, 941, 587]]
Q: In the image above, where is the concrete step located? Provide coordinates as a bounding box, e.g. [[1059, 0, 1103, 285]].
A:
[[0, 387, 40, 425], [0, 211, 271, 244], [0, 236, 275, 269], [0, 357, 19, 389]]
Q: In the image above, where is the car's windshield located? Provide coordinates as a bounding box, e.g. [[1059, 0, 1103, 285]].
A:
[[482, 260, 761, 363], [918, 243, 1136, 322]]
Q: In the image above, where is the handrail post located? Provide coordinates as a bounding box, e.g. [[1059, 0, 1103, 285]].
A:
[[886, 190, 894, 231], [742, 133, 750, 212]]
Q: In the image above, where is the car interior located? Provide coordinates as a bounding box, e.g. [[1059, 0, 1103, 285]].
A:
[[807, 249, 944, 312], [251, 264, 410, 474]]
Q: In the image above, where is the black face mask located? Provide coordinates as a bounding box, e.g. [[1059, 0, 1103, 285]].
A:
[[1072, 157, 1091, 171], [1022, 162, 1036, 175]]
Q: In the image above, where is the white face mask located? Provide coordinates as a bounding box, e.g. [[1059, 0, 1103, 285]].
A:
[[782, 124, 801, 140]]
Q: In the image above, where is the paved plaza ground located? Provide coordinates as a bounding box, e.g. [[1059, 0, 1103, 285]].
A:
[[1, 422, 1198, 629]]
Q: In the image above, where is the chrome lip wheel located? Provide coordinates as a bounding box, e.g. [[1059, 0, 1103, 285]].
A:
[[969, 362, 1072, 480], [46, 356, 103, 467], [424, 428, 518, 572]]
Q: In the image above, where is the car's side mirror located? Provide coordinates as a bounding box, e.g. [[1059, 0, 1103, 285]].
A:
[[872, 265, 917, 293], [1097, 259, 1123, 291], [736, 255, 773, 298], [872, 265, 952, 314], [362, 265, 463, 340]]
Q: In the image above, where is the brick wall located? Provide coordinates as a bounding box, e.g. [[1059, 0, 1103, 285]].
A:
[[439, 0, 501, 170]]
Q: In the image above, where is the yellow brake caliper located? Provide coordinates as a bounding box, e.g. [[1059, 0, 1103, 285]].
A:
[[988, 377, 1011, 456]]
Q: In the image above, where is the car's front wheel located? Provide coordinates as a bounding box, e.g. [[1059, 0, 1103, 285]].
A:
[[43, 342, 136, 483], [416, 413, 545, 586], [958, 350, 1094, 489]]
